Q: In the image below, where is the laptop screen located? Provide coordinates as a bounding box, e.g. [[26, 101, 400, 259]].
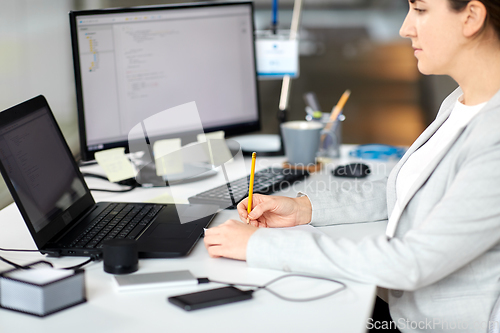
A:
[[0, 107, 87, 233]]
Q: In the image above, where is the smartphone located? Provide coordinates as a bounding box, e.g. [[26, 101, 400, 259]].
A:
[[168, 286, 253, 311]]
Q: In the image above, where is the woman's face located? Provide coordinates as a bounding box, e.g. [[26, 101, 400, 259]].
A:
[[400, 0, 465, 76]]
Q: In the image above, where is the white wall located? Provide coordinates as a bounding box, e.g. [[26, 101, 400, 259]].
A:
[[0, 0, 78, 209]]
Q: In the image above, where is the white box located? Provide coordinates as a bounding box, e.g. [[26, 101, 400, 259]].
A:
[[0, 262, 86, 317]]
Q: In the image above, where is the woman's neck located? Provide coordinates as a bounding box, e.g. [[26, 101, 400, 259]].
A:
[[452, 30, 500, 105]]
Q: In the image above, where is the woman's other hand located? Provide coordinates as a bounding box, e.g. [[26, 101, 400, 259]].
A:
[[237, 194, 312, 228], [204, 220, 258, 260]]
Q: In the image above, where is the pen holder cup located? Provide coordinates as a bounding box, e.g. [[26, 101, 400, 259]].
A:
[[317, 115, 344, 159]]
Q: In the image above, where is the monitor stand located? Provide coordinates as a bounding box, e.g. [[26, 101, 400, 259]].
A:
[[135, 162, 217, 187], [133, 139, 242, 187], [231, 134, 283, 156], [132, 142, 219, 187]]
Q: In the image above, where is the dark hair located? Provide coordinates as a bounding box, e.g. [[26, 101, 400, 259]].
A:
[[410, 0, 500, 38]]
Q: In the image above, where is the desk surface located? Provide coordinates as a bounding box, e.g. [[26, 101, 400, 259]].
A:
[[0, 150, 392, 333]]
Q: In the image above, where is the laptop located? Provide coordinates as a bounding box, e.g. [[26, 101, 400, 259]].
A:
[[0, 96, 217, 258]]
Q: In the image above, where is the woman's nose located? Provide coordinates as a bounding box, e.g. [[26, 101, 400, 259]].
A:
[[399, 11, 415, 39]]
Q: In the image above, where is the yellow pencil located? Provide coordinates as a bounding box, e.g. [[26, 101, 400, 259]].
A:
[[247, 152, 257, 224]]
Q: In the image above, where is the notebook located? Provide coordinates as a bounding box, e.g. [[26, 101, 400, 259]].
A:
[[0, 95, 217, 258]]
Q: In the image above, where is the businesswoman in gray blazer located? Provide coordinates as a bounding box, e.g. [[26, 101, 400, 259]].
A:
[[205, 0, 500, 331]]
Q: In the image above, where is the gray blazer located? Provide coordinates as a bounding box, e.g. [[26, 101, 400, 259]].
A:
[[247, 87, 500, 332]]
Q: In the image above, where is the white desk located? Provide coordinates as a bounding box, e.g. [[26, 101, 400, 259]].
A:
[[0, 150, 393, 333]]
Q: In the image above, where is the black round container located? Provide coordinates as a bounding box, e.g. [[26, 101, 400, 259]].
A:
[[103, 239, 139, 274]]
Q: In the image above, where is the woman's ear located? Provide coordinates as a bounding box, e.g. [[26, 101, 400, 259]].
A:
[[463, 0, 488, 37]]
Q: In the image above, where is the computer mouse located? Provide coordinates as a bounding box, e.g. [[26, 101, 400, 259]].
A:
[[332, 163, 371, 178]]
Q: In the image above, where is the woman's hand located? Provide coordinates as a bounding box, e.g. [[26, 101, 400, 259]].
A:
[[204, 220, 258, 260], [237, 194, 312, 228]]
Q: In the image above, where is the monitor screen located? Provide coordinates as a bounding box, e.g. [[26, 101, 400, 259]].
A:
[[70, 2, 260, 161]]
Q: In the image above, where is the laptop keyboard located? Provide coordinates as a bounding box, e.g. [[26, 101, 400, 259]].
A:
[[67, 203, 163, 249], [188, 167, 309, 209]]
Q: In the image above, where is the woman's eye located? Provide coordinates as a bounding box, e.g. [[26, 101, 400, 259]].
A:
[[414, 8, 426, 13]]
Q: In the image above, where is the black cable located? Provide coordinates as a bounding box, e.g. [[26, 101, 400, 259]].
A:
[[81, 172, 109, 181], [207, 273, 347, 302], [60, 257, 97, 270], [0, 255, 55, 270], [0, 255, 28, 270], [0, 247, 39, 252], [0, 254, 100, 271], [78, 160, 98, 167], [88, 185, 138, 193]]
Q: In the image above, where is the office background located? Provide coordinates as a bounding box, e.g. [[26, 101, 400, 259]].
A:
[[0, 0, 458, 210]]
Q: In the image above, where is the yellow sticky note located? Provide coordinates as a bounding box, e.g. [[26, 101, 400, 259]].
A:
[[94, 148, 136, 183], [146, 192, 188, 204], [197, 131, 233, 167], [153, 138, 183, 176], [197, 130, 224, 143]]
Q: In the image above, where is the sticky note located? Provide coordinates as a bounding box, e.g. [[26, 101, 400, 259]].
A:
[[146, 192, 188, 204], [197, 130, 224, 143], [153, 138, 183, 176], [197, 131, 233, 167], [94, 148, 136, 183]]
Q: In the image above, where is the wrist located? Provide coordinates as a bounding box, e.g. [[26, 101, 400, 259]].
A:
[[294, 196, 312, 225]]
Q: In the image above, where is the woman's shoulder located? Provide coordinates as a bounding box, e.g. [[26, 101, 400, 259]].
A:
[[465, 105, 500, 144], [473, 102, 500, 125]]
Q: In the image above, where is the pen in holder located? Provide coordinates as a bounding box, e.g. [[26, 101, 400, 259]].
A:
[[305, 89, 350, 160], [318, 113, 345, 159]]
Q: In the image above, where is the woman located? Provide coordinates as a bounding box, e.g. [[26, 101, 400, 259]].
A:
[[205, 0, 500, 331]]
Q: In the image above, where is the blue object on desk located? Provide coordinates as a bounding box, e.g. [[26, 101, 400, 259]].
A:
[[349, 144, 406, 161]]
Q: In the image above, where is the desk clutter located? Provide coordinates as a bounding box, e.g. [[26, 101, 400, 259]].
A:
[[302, 90, 350, 162]]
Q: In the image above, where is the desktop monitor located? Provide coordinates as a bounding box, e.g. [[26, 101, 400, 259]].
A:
[[69, 1, 260, 162]]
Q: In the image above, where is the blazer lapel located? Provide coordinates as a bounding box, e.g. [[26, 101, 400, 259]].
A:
[[385, 88, 462, 238]]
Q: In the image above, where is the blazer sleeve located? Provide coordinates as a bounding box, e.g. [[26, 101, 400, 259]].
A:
[[247, 142, 500, 291], [306, 177, 388, 226]]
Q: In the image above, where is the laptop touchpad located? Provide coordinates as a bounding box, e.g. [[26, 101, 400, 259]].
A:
[[146, 223, 198, 239]]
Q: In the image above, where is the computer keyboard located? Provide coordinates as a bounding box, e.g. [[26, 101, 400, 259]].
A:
[[188, 167, 309, 209], [67, 203, 163, 249]]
